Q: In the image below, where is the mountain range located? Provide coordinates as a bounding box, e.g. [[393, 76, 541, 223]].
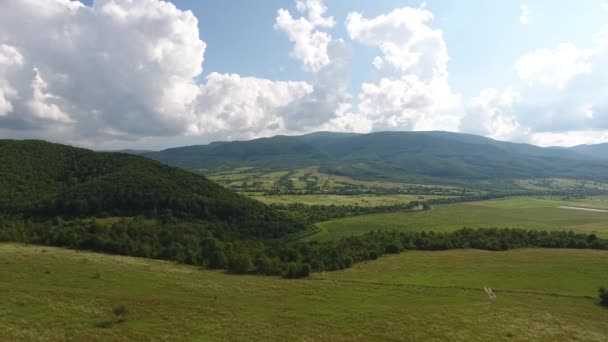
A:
[[142, 131, 608, 184]]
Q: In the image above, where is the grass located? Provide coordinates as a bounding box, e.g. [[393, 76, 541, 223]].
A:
[[251, 194, 455, 206], [206, 166, 475, 196], [314, 196, 608, 241], [1, 244, 607, 341]]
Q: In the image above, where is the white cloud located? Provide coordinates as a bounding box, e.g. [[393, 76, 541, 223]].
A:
[[462, 88, 527, 141], [188, 72, 312, 136], [519, 4, 531, 25], [515, 43, 593, 89], [530, 130, 608, 147], [296, 0, 335, 28], [0, 44, 23, 116], [0, 0, 321, 147], [27, 68, 73, 123], [274, 1, 354, 132], [465, 26, 608, 146], [346, 7, 461, 132], [275, 0, 335, 72], [602, 0, 608, 10]]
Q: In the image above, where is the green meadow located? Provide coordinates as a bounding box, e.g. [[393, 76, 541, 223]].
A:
[[1, 244, 607, 341], [314, 196, 608, 241], [251, 193, 455, 206]]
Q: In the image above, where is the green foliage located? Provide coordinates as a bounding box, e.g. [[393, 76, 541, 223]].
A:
[[0, 140, 306, 240], [600, 287, 608, 307], [3, 214, 605, 277], [272, 201, 429, 223]]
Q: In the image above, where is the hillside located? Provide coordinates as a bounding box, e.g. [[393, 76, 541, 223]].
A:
[[569, 143, 608, 159], [0, 140, 305, 239], [2, 243, 608, 341], [143, 131, 608, 183]]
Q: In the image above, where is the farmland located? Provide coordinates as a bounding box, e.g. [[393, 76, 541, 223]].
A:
[[2, 244, 607, 341], [314, 196, 608, 241]]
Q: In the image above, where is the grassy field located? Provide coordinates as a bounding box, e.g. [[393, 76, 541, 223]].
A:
[[314, 196, 608, 241], [1, 244, 607, 341], [251, 193, 455, 206], [206, 166, 475, 196]]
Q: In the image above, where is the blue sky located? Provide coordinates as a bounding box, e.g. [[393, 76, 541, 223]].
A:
[[183, 0, 607, 97], [1, 0, 608, 149]]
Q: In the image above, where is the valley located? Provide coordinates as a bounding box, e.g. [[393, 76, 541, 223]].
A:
[[2, 134, 608, 341]]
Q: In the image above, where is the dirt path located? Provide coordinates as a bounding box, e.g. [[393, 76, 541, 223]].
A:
[[558, 206, 608, 213]]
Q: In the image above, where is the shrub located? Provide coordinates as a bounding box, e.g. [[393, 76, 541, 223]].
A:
[[599, 287, 608, 307]]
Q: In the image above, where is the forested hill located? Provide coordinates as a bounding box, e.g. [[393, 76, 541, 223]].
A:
[[568, 143, 608, 159], [0, 140, 305, 239], [143, 131, 608, 183]]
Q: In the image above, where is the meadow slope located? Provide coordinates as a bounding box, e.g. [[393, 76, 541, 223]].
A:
[[1, 244, 607, 341], [315, 197, 608, 241]]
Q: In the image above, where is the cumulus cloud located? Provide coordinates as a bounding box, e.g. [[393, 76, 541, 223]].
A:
[[275, 0, 335, 72], [468, 26, 608, 145], [275, 1, 355, 132], [0, 0, 207, 138], [188, 72, 312, 136], [346, 7, 461, 132], [515, 43, 593, 89], [0, 0, 320, 147], [462, 88, 527, 141]]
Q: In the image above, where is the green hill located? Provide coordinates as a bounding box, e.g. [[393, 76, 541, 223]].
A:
[[143, 131, 608, 184], [0, 140, 305, 239]]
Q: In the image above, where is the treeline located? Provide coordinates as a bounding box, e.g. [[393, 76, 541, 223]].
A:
[[1, 217, 606, 278], [271, 201, 429, 224]]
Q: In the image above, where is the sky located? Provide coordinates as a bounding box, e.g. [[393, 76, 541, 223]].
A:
[[1, 0, 608, 150]]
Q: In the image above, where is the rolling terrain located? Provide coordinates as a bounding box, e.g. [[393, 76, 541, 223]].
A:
[[0, 139, 306, 239], [315, 197, 608, 241], [143, 131, 608, 184], [1, 244, 607, 341]]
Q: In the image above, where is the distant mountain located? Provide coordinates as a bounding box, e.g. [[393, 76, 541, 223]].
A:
[[569, 143, 608, 159], [0, 140, 305, 239], [143, 131, 608, 184], [110, 149, 155, 155]]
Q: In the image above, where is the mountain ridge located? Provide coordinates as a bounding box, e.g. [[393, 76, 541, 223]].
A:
[[141, 131, 608, 183]]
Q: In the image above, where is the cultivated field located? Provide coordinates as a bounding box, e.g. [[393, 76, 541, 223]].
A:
[[206, 167, 475, 196], [314, 197, 608, 241], [1, 244, 607, 341], [251, 193, 454, 206]]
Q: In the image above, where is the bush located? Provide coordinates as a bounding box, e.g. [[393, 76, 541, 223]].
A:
[[599, 287, 608, 307]]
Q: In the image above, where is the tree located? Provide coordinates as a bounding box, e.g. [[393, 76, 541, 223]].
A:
[[230, 253, 254, 274]]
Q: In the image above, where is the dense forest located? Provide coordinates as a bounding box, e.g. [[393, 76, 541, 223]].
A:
[[0, 140, 307, 239]]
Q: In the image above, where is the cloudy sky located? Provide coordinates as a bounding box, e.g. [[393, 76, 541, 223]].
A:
[[1, 0, 608, 150]]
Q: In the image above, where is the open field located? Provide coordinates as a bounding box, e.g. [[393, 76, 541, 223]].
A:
[[251, 193, 455, 206], [206, 167, 475, 196], [315, 196, 608, 241], [1, 244, 607, 341], [515, 178, 608, 192]]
